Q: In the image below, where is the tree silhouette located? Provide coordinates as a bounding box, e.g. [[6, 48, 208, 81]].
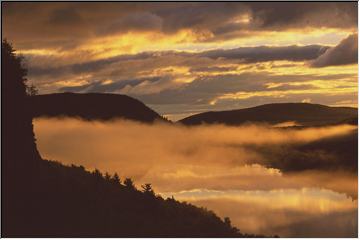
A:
[[104, 172, 111, 181], [92, 169, 102, 178], [224, 217, 231, 227], [2, 39, 41, 236], [2, 39, 40, 167], [141, 183, 154, 195], [124, 178, 135, 190], [111, 173, 121, 185], [26, 84, 38, 96]]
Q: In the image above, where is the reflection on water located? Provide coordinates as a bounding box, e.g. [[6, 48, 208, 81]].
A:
[[33, 118, 358, 237], [161, 188, 357, 237]]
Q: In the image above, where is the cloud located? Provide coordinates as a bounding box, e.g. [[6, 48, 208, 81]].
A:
[[98, 12, 163, 35], [200, 45, 328, 62], [59, 77, 161, 93], [48, 7, 83, 25], [26, 44, 340, 98], [3, 2, 357, 51], [28, 44, 327, 78], [248, 2, 357, 30], [311, 34, 358, 67], [34, 118, 357, 188], [26, 44, 347, 101]]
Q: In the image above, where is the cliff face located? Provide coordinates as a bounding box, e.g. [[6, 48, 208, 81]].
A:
[[2, 41, 42, 235], [2, 41, 40, 168]]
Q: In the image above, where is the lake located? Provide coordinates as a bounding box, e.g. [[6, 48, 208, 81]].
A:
[[34, 117, 358, 237]]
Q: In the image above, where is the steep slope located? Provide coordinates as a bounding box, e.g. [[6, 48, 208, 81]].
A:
[[29, 93, 166, 123], [180, 103, 357, 126], [5, 159, 258, 237]]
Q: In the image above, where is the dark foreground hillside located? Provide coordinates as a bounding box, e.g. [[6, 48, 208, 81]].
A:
[[2, 41, 263, 237], [5, 159, 254, 237], [30, 92, 167, 123], [180, 103, 357, 126]]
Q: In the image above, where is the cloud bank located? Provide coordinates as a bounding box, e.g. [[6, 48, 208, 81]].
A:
[[33, 118, 357, 192], [311, 34, 358, 67]]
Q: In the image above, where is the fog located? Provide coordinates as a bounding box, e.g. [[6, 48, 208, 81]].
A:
[[33, 118, 358, 237]]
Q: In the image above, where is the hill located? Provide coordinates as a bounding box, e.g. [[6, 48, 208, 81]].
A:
[[29, 93, 166, 123], [6, 158, 259, 237], [179, 103, 357, 126]]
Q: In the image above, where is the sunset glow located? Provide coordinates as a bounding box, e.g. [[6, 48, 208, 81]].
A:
[[3, 2, 358, 237]]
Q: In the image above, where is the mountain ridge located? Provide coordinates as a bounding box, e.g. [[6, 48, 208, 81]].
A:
[[31, 93, 357, 127], [179, 103, 357, 126], [30, 92, 167, 123]]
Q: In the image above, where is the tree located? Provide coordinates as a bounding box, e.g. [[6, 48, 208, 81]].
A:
[[2, 40, 28, 100], [2, 40, 40, 168], [92, 169, 102, 179], [224, 217, 231, 227], [26, 84, 38, 96], [141, 183, 154, 195], [111, 173, 121, 185], [104, 172, 111, 181], [124, 178, 135, 190]]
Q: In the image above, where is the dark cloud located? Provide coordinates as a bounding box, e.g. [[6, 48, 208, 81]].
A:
[[248, 2, 357, 29], [70, 52, 156, 74], [3, 2, 357, 50], [311, 34, 358, 67], [98, 12, 163, 35], [48, 7, 83, 25], [200, 45, 328, 63], [151, 2, 249, 34]]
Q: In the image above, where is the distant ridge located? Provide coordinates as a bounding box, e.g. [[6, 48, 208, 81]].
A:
[[30, 92, 167, 123], [179, 103, 357, 126]]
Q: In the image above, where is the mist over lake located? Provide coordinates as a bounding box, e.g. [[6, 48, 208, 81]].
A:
[[34, 117, 358, 237]]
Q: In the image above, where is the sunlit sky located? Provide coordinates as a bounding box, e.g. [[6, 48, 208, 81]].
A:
[[3, 2, 358, 120]]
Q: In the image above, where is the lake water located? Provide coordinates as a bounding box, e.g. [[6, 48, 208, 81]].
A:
[[33, 117, 358, 237]]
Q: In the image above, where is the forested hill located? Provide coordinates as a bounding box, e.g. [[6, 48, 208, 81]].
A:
[[29, 92, 167, 122], [6, 158, 260, 237], [180, 103, 357, 126]]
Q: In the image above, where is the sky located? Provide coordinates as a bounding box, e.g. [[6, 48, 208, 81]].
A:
[[3, 2, 358, 120]]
